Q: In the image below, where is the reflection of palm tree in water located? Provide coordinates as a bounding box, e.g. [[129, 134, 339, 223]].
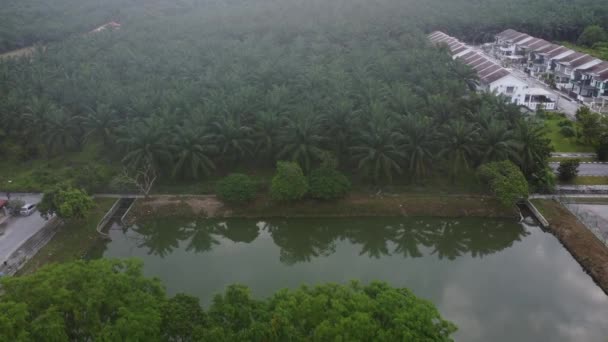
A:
[[391, 221, 436, 258], [265, 220, 340, 265], [348, 225, 394, 258], [132, 219, 192, 257], [430, 221, 470, 260], [185, 221, 221, 253]]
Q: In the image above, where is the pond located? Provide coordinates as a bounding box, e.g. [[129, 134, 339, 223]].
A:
[[95, 216, 608, 341]]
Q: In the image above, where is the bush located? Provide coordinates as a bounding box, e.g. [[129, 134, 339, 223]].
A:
[[216, 173, 256, 204], [529, 167, 556, 194], [557, 159, 580, 182], [559, 125, 576, 138], [309, 168, 351, 200], [69, 164, 113, 193], [6, 199, 25, 216], [270, 161, 308, 201], [557, 120, 573, 127], [477, 161, 529, 207]]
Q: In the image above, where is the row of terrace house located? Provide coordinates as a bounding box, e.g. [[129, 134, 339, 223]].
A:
[[428, 31, 556, 111], [490, 29, 608, 113]]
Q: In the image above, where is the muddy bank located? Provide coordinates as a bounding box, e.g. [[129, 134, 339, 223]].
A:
[[532, 199, 608, 295], [127, 193, 518, 222]]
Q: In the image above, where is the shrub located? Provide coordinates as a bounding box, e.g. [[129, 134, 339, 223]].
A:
[[529, 167, 556, 194], [477, 161, 529, 207], [216, 173, 256, 204], [309, 168, 351, 200], [557, 159, 580, 182], [559, 125, 576, 138], [557, 120, 573, 127], [270, 161, 308, 201], [69, 164, 113, 193], [6, 199, 25, 216]]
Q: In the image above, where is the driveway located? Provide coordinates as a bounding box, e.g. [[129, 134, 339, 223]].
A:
[[550, 162, 608, 176], [0, 193, 47, 263]]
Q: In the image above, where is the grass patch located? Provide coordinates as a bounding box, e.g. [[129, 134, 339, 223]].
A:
[[542, 114, 595, 152], [17, 197, 116, 275], [0, 142, 120, 192], [563, 197, 608, 204]]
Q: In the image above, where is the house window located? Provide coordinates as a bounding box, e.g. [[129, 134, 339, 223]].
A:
[[506, 86, 515, 93]]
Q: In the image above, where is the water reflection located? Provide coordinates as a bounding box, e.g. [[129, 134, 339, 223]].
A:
[[124, 217, 529, 263]]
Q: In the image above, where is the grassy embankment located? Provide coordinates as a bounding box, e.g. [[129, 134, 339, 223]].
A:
[[531, 199, 608, 294], [17, 197, 116, 275]]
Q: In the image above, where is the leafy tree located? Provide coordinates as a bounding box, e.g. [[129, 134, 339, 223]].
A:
[[557, 159, 580, 182], [0, 259, 166, 341], [38, 184, 94, 219], [478, 160, 529, 207], [575, 107, 604, 145], [217, 173, 257, 204], [577, 25, 608, 47], [204, 282, 457, 341], [161, 294, 207, 341], [597, 133, 608, 161], [270, 161, 309, 201], [308, 168, 351, 200]]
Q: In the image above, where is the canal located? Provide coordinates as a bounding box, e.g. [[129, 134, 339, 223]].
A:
[[95, 216, 608, 341]]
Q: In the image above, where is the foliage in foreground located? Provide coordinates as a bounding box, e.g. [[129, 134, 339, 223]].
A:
[[216, 173, 257, 204], [0, 259, 457, 341], [478, 160, 529, 207], [37, 184, 94, 219], [270, 161, 309, 201]]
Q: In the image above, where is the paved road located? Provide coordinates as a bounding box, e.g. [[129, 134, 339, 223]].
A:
[[551, 152, 597, 158], [566, 204, 608, 242], [0, 194, 47, 263], [550, 162, 608, 176]]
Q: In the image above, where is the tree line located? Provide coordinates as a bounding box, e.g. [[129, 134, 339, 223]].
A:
[[1, 0, 606, 52], [0, 14, 554, 189]]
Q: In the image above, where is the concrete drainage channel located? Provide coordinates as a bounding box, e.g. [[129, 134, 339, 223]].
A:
[[96, 197, 137, 240]]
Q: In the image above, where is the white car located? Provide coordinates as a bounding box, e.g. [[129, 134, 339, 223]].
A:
[[20, 203, 37, 216]]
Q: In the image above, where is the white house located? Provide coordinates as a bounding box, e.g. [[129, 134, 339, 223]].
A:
[[428, 31, 557, 111]]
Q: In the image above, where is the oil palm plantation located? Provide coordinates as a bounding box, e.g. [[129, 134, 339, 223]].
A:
[[438, 119, 480, 181], [119, 117, 172, 170], [478, 120, 521, 163], [206, 114, 254, 164], [393, 115, 437, 179]]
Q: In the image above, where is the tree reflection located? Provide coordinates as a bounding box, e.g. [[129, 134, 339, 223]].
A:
[[125, 217, 529, 263], [265, 220, 342, 265], [131, 218, 192, 257]]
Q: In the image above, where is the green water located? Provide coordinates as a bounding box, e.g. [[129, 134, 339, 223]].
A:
[[98, 217, 608, 341]]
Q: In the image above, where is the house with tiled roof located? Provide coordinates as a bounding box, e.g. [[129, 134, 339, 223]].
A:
[[428, 31, 556, 110]]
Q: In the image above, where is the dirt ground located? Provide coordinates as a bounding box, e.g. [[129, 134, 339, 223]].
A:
[[532, 199, 608, 295]]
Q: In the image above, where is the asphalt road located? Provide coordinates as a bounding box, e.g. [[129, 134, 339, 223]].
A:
[[550, 162, 608, 176], [0, 193, 47, 263]]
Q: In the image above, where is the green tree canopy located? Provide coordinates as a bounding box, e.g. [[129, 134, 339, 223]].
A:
[[478, 160, 529, 207], [37, 184, 94, 219], [577, 25, 608, 47], [216, 173, 257, 204]]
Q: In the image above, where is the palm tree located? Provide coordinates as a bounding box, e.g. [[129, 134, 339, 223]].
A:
[[80, 103, 121, 147], [253, 110, 281, 163], [350, 114, 404, 183], [449, 61, 479, 91], [516, 120, 553, 176], [393, 115, 436, 179], [119, 117, 171, 170], [438, 119, 480, 181], [321, 98, 357, 162], [169, 124, 216, 179], [206, 114, 254, 164], [478, 120, 521, 164], [40, 108, 79, 156], [277, 114, 326, 172]]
